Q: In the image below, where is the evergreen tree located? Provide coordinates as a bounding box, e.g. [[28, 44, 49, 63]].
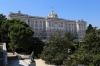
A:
[[41, 32, 74, 65], [0, 14, 7, 42], [86, 24, 93, 34], [8, 19, 34, 53], [66, 27, 100, 66], [1, 18, 34, 54]]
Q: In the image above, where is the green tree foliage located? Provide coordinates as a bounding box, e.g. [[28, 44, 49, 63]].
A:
[[0, 17, 34, 53], [64, 32, 75, 41], [66, 26, 100, 66], [27, 37, 44, 56], [0, 14, 7, 42], [1, 20, 11, 42], [86, 24, 93, 34], [8, 19, 34, 52], [40, 32, 75, 65], [0, 14, 6, 24], [32, 37, 44, 57]]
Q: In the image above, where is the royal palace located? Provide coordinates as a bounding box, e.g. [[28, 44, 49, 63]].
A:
[[8, 9, 87, 41]]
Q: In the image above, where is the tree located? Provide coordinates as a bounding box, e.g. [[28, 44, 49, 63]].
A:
[[8, 41, 18, 55], [8, 19, 34, 53], [64, 32, 75, 41], [32, 37, 44, 57], [0, 14, 6, 24], [86, 24, 94, 34], [0, 15, 35, 53], [40, 32, 75, 65], [66, 26, 100, 66], [1, 20, 11, 43], [0, 14, 7, 42]]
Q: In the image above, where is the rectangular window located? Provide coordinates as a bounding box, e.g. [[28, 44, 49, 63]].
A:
[[61, 23, 63, 27]]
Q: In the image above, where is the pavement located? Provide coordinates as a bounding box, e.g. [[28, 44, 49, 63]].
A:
[[7, 52, 55, 66], [19, 53, 54, 66], [7, 52, 28, 66]]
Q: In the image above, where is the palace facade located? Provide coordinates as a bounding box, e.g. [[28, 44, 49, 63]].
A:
[[8, 10, 87, 41]]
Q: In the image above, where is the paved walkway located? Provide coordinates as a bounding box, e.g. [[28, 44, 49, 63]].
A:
[[19, 54, 54, 66], [23, 59, 54, 66], [7, 52, 28, 66], [7, 52, 54, 66]]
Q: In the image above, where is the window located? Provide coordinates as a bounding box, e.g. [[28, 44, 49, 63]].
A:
[[35, 24, 38, 30], [28, 20, 30, 24], [52, 24, 53, 27], [40, 22, 42, 30], [36, 33, 37, 35], [66, 24, 67, 28], [28, 20, 29, 22], [55, 22, 57, 27], [40, 33, 41, 35], [84, 25, 85, 29], [79, 24, 80, 27], [49, 22, 51, 27], [61, 23, 63, 27]]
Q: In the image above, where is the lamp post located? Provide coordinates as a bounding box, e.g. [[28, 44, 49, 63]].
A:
[[67, 48, 71, 66], [67, 48, 71, 61]]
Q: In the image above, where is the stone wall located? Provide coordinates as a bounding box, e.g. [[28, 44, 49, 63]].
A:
[[0, 43, 7, 66]]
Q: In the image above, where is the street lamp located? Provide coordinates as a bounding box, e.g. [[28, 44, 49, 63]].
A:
[[68, 49, 70, 54], [67, 48, 71, 61]]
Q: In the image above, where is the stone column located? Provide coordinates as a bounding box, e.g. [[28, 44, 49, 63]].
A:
[[72, 24, 74, 31], [49, 22, 51, 30], [46, 21, 49, 30], [42, 21, 43, 30], [51, 22, 53, 30], [80, 24, 81, 31], [82, 24, 84, 31], [30, 20, 31, 27], [38, 21, 39, 30], [76, 23, 79, 32]]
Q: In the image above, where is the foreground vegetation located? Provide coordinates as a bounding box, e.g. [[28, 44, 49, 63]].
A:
[[41, 24, 100, 66], [40, 32, 75, 65], [67, 25, 100, 66]]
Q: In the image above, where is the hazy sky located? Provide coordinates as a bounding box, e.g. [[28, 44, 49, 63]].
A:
[[0, 0, 100, 27]]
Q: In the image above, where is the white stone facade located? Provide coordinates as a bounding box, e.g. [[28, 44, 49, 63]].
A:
[[8, 10, 86, 40]]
